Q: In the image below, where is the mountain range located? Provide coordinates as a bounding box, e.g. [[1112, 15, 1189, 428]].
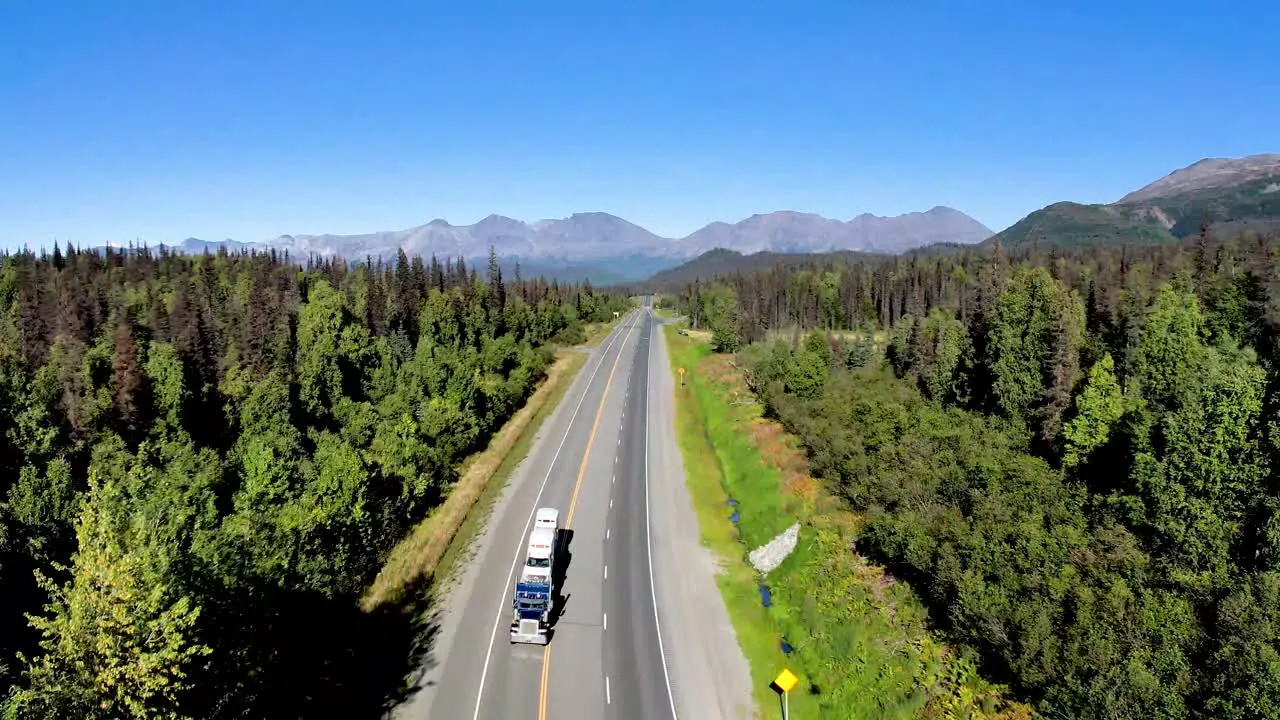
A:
[[115, 153, 1280, 286], [168, 206, 993, 282], [641, 153, 1280, 286]]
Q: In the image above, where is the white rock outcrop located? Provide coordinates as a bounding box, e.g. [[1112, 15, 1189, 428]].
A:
[[748, 522, 800, 575]]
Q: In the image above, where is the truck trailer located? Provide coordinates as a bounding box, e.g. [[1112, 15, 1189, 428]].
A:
[[511, 508, 560, 644]]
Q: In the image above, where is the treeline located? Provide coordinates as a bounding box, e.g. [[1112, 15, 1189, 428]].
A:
[[0, 244, 628, 718], [688, 231, 1280, 718], [668, 229, 1279, 352]]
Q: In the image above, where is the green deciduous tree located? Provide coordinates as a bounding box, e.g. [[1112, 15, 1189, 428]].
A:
[[9, 477, 210, 720], [985, 267, 1086, 448], [702, 283, 741, 353], [1062, 353, 1127, 469], [919, 308, 972, 405], [785, 334, 831, 400], [1135, 284, 1206, 409], [295, 279, 348, 419], [1139, 343, 1267, 588], [1202, 572, 1280, 720], [145, 342, 187, 433], [5, 457, 77, 561]]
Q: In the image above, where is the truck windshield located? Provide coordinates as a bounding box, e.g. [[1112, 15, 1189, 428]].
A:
[[526, 557, 550, 568]]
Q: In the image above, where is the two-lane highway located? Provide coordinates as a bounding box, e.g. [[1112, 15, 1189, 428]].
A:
[[543, 298, 675, 720], [599, 301, 677, 719], [402, 300, 674, 720]]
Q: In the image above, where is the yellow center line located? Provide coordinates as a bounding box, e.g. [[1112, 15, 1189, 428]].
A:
[[538, 312, 634, 720]]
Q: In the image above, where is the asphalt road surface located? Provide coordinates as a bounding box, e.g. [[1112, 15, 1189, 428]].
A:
[[397, 298, 753, 720]]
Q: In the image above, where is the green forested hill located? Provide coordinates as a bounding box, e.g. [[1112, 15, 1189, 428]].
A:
[[0, 245, 628, 718], [989, 201, 1177, 248], [646, 248, 881, 288], [1117, 174, 1280, 237], [668, 231, 1280, 718], [993, 170, 1280, 249]]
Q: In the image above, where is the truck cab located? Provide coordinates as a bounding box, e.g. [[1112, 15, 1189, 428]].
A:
[[511, 507, 560, 644]]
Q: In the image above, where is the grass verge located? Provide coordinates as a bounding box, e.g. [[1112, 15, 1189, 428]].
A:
[[664, 326, 1032, 720], [361, 350, 589, 612], [431, 350, 588, 590], [577, 318, 620, 348]]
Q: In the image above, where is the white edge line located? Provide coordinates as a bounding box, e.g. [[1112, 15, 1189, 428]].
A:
[[471, 309, 640, 720], [606, 675, 612, 704], [644, 299, 680, 719], [603, 611, 608, 630]]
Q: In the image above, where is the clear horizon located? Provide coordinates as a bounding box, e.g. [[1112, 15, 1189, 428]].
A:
[[1, 1, 1275, 251]]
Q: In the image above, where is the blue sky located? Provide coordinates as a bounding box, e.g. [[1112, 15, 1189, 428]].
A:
[[0, 1, 1275, 250]]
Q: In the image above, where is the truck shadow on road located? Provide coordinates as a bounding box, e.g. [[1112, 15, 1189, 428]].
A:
[[547, 527, 575, 633]]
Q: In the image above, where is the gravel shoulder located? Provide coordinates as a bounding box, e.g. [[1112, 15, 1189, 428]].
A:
[[647, 316, 757, 720]]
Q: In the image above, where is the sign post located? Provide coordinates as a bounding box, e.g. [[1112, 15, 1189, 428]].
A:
[[677, 367, 685, 387], [772, 668, 798, 719]]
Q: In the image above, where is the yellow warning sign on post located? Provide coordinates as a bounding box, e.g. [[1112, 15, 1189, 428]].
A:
[[678, 367, 685, 375], [774, 668, 799, 694]]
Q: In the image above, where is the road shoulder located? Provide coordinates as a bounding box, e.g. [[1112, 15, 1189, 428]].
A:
[[648, 316, 757, 720]]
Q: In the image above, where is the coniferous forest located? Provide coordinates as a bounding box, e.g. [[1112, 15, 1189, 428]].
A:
[[672, 230, 1280, 719], [0, 245, 628, 719]]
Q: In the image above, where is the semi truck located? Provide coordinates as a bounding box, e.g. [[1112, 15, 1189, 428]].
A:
[[511, 507, 560, 644]]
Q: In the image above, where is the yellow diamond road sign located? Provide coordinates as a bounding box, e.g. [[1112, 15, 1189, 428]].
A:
[[774, 668, 799, 694]]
